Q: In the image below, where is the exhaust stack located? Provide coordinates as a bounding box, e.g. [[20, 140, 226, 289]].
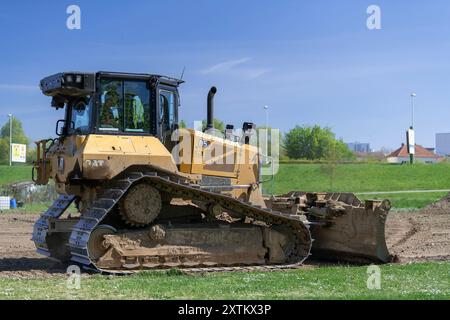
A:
[[207, 86, 217, 130]]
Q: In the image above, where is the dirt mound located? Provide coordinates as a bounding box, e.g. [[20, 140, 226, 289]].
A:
[[424, 193, 450, 210], [386, 193, 450, 263]]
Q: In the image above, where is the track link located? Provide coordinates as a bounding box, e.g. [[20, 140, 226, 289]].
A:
[[32, 195, 76, 258]]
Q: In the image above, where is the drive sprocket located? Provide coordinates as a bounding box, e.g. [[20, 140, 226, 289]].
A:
[[119, 183, 162, 226]]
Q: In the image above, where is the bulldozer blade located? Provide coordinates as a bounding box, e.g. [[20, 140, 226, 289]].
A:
[[309, 197, 392, 263]]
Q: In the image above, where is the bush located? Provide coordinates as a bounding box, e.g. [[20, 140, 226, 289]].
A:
[[283, 125, 354, 161]]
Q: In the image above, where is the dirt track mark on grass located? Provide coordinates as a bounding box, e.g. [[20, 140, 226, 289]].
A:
[[390, 218, 420, 247]]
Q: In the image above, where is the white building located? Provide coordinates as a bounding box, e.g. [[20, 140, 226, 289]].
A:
[[387, 144, 441, 164], [436, 133, 450, 156]]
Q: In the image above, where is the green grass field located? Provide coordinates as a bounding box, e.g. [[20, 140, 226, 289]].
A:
[[263, 163, 450, 209], [0, 262, 448, 300], [268, 163, 450, 193], [358, 192, 448, 210], [1, 163, 450, 210], [0, 165, 449, 300], [0, 165, 32, 185]]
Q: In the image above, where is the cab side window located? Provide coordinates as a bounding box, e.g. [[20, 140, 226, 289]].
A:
[[124, 81, 150, 132], [159, 90, 176, 132], [70, 98, 91, 134]]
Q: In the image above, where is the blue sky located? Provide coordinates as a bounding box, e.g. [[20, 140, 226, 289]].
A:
[[0, 0, 449, 150]]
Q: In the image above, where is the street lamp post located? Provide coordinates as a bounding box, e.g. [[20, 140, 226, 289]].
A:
[[262, 105, 274, 192], [409, 93, 416, 165], [263, 106, 269, 163], [264, 105, 269, 129], [411, 93, 416, 130], [8, 114, 12, 166]]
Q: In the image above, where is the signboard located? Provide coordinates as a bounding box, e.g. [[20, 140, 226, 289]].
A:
[[406, 129, 415, 155], [11, 143, 26, 163]]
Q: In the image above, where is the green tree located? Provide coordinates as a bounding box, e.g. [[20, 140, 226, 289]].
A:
[[283, 125, 354, 161], [26, 147, 37, 165], [179, 120, 187, 128], [0, 138, 9, 164], [0, 117, 30, 165], [202, 118, 225, 132], [320, 137, 355, 192], [1, 117, 29, 145]]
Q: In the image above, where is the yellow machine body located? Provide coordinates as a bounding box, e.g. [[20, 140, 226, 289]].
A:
[[34, 128, 263, 205]]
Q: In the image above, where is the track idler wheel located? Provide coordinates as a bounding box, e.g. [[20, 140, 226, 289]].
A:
[[87, 225, 117, 260], [120, 183, 162, 226]]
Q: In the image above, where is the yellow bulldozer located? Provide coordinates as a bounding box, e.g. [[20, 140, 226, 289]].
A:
[[32, 71, 391, 273]]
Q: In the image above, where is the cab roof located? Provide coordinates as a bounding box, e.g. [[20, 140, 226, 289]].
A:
[[40, 71, 184, 97], [96, 71, 185, 86]]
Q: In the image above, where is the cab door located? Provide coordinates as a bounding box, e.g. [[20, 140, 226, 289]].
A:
[[157, 86, 178, 147]]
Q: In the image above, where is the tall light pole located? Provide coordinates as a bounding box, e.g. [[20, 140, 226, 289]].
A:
[[263, 105, 273, 192], [263, 105, 269, 160], [409, 93, 416, 165], [410, 93, 416, 129], [263, 105, 269, 129], [8, 114, 12, 166]]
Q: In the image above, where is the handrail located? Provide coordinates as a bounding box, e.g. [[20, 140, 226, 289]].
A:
[[32, 139, 50, 185]]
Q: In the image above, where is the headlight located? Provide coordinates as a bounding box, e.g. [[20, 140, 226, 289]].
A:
[[65, 75, 73, 83]]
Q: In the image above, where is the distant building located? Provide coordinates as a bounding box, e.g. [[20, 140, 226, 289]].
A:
[[355, 151, 386, 162], [436, 133, 450, 156], [347, 142, 371, 153], [386, 144, 441, 164]]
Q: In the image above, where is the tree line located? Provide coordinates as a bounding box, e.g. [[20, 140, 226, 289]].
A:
[[283, 125, 354, 161], [182, 119, 354, 161]]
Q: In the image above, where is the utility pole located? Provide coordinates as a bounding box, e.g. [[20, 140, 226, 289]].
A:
[[263, 105, 275, 193], [8, 114, 12, 166], [409, 93, 416, 164], [263, 105, 269, 165], [264, 105, 269, 129], [411, 93, 416, 130]]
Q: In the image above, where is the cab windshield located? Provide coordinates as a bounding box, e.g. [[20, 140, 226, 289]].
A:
[[67, 97, 92, 135], [98, 79, 151, 133]]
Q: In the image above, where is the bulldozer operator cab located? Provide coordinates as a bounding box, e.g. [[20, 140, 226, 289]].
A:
[[41, 71, 182, 145]]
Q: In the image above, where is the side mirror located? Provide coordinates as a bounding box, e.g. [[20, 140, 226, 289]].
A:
[[56, 120, 65, 136], [56, 120, 74, 136]]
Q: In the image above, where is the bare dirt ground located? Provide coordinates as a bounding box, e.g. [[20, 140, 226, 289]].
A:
[[0, 213, 66, 278], [0, 195, 449, 278], [386, 194, 450, 263]]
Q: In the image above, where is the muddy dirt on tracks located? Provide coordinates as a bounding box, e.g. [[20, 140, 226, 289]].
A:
[[0, 195, 449, 278]]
